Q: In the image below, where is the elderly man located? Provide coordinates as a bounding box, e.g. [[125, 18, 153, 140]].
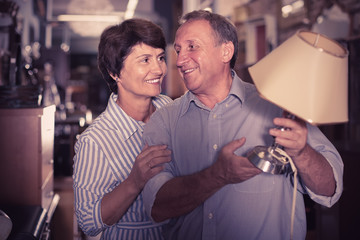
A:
[[142, 10, 343, 240]]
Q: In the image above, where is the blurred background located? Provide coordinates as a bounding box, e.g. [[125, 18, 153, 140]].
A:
[[0, 0, 359, 239]]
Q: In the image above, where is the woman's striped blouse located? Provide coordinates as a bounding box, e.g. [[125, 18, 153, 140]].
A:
[[73, 93, 172, 239]]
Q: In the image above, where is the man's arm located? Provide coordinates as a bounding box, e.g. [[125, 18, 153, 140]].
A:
[[151, 138, 261, 222], [291, 144, 335, 196], [270, 117, 336, 197]]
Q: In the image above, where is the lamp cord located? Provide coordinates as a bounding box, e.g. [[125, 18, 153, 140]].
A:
[[269, 147, 298, 240]]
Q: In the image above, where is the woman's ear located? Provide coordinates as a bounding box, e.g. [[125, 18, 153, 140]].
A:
[[221, 41, 235, 64], [109, 72, 120, 83]]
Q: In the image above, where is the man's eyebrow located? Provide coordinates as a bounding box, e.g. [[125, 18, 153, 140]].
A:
[[174, 40, 196, 48]]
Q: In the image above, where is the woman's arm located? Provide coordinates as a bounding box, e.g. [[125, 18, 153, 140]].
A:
[[101, 144, 171, 225]]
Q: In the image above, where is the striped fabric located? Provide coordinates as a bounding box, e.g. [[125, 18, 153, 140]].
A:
[[73, 93, 172, 239]]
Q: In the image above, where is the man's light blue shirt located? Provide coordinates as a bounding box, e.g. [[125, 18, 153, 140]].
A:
[[142, 72, 343, 240]]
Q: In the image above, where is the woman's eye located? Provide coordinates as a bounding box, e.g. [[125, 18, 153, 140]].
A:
[[159, 55, 166, 62]]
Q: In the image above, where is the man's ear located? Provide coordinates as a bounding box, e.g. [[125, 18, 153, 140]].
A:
[[221, 41, 234, 64]]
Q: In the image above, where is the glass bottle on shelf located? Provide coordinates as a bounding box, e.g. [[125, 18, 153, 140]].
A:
[[41, 62, 60, 107]]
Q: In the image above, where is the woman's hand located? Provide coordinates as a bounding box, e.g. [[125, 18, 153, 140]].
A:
[[101, 144, 171, 225], [128, 144, 171, 191]]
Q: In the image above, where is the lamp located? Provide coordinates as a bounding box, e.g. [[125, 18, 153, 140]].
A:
[[247, 29, 348, 175], [246, 29, 348, 240]]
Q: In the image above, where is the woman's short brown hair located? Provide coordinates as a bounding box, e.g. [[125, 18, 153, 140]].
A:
[[98, 18, 166, 93]]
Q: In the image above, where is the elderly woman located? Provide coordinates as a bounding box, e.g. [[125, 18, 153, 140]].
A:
[[73, 18, 172, 239]]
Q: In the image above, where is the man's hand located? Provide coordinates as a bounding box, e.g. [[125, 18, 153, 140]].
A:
[[269, 116, 336, 196], [269, 116, 307, 157], [151, 138, 261, 222], [212, 138, 262, 185]]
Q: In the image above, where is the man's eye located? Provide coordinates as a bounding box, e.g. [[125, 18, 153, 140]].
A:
[[142, 58, 149, 63], [159, 56, 166, 62], [189, 44, 197, 50]]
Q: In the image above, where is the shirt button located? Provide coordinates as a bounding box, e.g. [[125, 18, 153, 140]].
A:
[[208, 213, 213, 219], [226, 103, 229, 108], [213, 114, 217, 119], [213, 144, 218, 150]]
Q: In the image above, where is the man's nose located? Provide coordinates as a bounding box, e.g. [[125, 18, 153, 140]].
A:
[[176, 50, 188, 68]]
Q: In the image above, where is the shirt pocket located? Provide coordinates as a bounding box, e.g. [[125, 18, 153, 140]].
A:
[[232, 173, 275, 193]]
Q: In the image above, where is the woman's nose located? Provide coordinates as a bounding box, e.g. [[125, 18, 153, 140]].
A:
[[152, 60, 165, 75]]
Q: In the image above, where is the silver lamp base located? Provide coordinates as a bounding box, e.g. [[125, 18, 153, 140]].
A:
[[247, 145, 290, 175]]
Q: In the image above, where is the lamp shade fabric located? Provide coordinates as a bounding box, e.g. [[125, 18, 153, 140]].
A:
[[248, 30, 348, 125]]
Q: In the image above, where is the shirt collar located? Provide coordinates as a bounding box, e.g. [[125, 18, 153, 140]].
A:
[[180, 70, 246, 116], [228, 70, 246, 102], [107, 93, 147, 140]]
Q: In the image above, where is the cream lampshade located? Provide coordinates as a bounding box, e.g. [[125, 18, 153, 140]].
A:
[[247, 29, 348, 175], [248, 29, 349, 125]]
